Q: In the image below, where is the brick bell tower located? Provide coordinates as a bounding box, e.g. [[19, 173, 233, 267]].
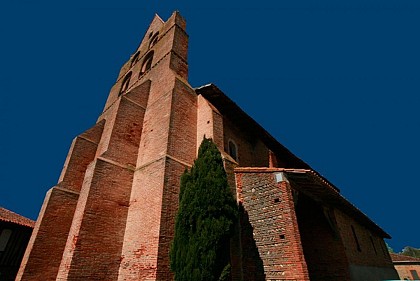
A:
[[17, 12, 198, 280]]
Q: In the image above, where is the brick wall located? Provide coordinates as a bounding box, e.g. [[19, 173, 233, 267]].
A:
[[156, 158, 191, 281], [17, 118, 104, 280], [235, 169, 310, 281], [167, 78, 197, 164], [197, 95, 222, 149], [16, 187, 79, 281], [118, 74, 197, 279], [222, 117, 269, 168], [117, 11, 197, 280], [394, 264, 420, 280], [58, 120, 104, 192], [112, 16, 164, 105], [233, 168, 398, 281], [57, 159, 133, 280], [335, 210, 394, 268], [54, 66, 146, 279], [119, 159, 166, 280], [223, 118, 254, 167]]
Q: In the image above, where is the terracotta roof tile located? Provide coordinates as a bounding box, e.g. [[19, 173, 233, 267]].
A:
[[0, 207, 35, 228], [391, 253, 420, 263]]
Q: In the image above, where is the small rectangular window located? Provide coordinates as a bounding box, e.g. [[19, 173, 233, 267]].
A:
[[411, 270, 420, 280]]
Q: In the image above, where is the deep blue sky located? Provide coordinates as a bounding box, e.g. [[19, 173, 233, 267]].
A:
[[0, 1, 419, 252]]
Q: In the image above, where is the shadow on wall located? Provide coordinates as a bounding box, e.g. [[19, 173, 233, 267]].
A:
[[295, 193, 351, 281], [239, 204, 266, 281]]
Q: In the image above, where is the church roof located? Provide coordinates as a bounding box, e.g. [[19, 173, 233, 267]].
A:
[[197, 84, 390, 238], [0, 207, 35, 228], [195, 83, 338, 191], [195, 84, 311, 168]]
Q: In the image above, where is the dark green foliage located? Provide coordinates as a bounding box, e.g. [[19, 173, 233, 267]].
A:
[[400, 246, 420, 258], [218, 264, 232, 281], [170, 138, 238, 281]]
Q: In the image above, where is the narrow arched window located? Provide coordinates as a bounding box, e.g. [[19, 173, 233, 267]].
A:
[[119, 72, 132, 95], [351, 225, 362, 252], [370, 236, 377, 255], [149, 32, 159, 49], [228, 140, 238, 161], [130, 51, 140, 67], [140, 51, 154, 75]]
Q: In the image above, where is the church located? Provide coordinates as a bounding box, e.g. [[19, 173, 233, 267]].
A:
[[17, 12, 399, 281]]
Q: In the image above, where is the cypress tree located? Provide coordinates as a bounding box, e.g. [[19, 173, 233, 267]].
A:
[[170, 138, 238, 281]]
